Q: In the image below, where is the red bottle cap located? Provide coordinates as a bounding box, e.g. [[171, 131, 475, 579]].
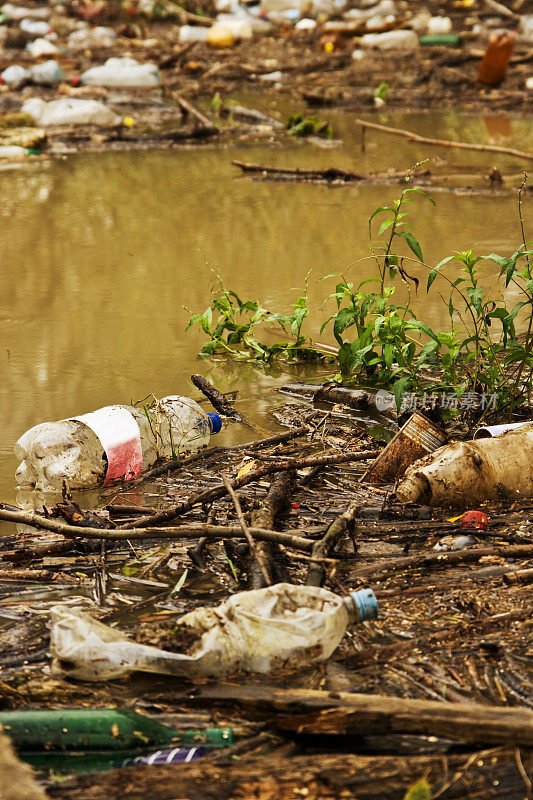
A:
[[461, 510, 488, 530]]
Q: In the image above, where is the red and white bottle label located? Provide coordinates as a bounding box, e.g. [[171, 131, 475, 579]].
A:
[[71, 406, 143, 486]]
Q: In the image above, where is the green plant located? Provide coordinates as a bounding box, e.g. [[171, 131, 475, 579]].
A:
[[186, 275, 323, 362], [374, 81, 389, 103], [286, 113, 332, 139], [320, 277, 428, 407], [319, 175, 438, 405], [187, 174, 533, 417]]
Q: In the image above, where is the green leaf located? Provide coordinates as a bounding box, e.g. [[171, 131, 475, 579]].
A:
[[417, 339, 439, 366], [200, 307, 213, 333], [403, 778, 432, 800], [369, 205, 395, 235], [403, 187, 436, 206], [199, 340, 218, 357], [185, 313, 201, 331], [383, 341, 394, 368], [393, 375, 411, 412], [486, 253, 509, 268], [399, 231, 424, 262], [333, 307, 356, 344], [466, 286, 483, 315], [426, 269, 438, 291], [378, 218, 394, 236], [170, 569, 189, 596]]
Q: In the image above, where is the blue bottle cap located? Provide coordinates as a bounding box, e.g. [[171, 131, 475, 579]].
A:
[[350, 588, 378, 621], [207, 413, 222, 434]]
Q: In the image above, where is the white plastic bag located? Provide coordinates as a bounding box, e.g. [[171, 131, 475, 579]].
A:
[[50, 583, 378, 681]]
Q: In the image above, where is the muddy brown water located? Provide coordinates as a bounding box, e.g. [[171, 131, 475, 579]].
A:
[[0, 106, 531, 504]]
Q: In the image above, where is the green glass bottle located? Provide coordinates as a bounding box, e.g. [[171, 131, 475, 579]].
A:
[[0, 709, 233, 751]]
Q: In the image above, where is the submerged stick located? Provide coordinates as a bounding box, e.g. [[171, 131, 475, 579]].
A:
[[190, 374, 241, 420], [306, 502, 358, 587], [0, 508, 316, 550], [173, 94, 218, 132], [187, 684, 533, 746], [222, 474, 272, 585], [121, 449, 380, 529], [355, 118, 533, 162], [249, 470, 295, 588], [350, 543, 533, 578], [140, 425, 309, 482], [232, 160, 428, 184]]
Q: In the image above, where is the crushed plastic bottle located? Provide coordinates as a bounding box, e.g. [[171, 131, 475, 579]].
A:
[[344, 0, 396, 20], [2, 2, 50, 19], [21, 97, 121, 126], [396, 422, 533, 507], [15, 395, 222, 490], [178, 24, 209, 42], [67, 25, 117, 50], [1, 60, 63, 86], [0, 145, 28, 158], [213, 15, 253, 39], [28, 59, 63, 84], [259, 0, 334, 19], [519, 14, 533, 42], [360, 29, 419, 49], [80, 57, 159, 87], [427, 15, 452, 35], [19, 18, 52, 36], [0, 64, 29, 87], [49, 583, 378, 681], [25, 36, 59, 56]]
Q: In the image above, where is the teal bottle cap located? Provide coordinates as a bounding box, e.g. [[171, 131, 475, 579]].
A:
[[350, 588, 378, 621]]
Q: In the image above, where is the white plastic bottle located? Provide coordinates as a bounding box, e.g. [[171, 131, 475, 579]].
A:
[[19, 18, 52, 36], [50, 584, 378, 681], [360, 29, 419, 49], [67, 26, 117, 50], [1, 64, 29, 87], [25, 36, 59, 56], [178, 25, 209, 43], [28, 60, 63, 85], [396, 422, 533, 507], [80, 57, 159, 87], [21, 97, 121, 127], [15, 395, 222, 491]]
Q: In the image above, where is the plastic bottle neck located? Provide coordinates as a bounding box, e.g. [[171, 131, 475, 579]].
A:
[[342, 588, 379, 624], [207, 413, 222, 434]]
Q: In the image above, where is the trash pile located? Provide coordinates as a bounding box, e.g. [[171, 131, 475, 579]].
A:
[[0, 374, 532, 799], [0, 0, 528, 160]]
